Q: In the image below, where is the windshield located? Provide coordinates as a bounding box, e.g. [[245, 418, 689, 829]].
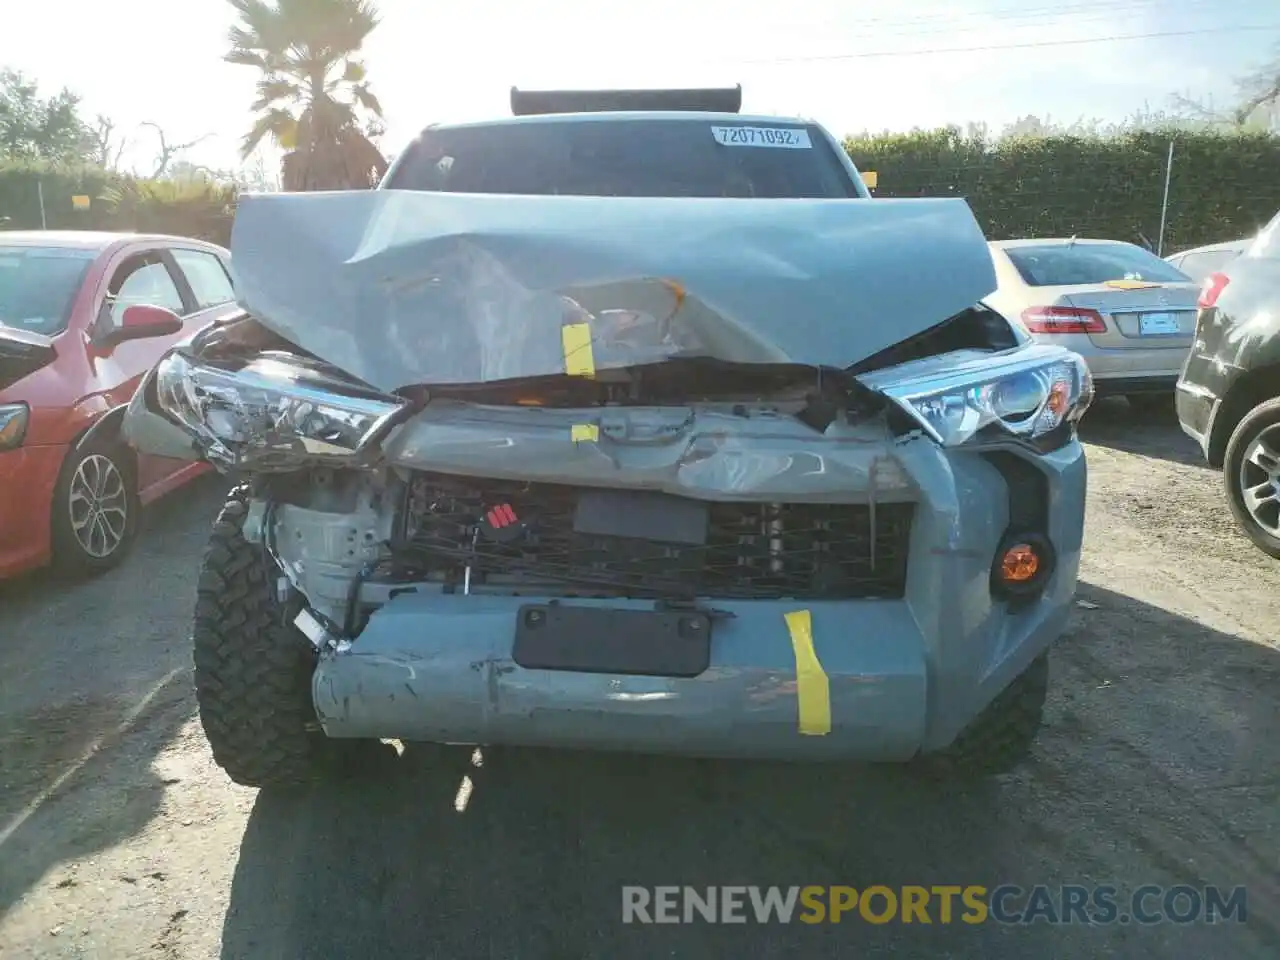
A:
[[384, 118, 860, 199], [1005, 243, 1191, 287], [0, 246, 96, 335]]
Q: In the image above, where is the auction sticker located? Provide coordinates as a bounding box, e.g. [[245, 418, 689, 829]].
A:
[[711, 126, 812, 148]]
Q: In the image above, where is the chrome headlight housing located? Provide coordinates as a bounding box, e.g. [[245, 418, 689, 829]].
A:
[[858, 344, 1093, 447], [152, 350, 406, 470]]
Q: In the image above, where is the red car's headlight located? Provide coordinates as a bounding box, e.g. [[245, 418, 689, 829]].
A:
[[0, 402, 29, 451]]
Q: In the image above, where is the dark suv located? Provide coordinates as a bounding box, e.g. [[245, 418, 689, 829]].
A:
[[1176, 210, 1280, 557]]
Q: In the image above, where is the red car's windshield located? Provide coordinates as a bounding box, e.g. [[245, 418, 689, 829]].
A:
[[0, 246, 96, 336]]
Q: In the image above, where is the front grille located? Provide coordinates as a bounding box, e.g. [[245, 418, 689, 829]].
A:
[[398, 472, 913, 600]]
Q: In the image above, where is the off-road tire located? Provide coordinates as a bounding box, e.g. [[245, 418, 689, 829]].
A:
[[1222, 396, 1280, 560], [922, 652, 1049, 778], [193, 484, 345, 787], [50, 432, 139, 576]]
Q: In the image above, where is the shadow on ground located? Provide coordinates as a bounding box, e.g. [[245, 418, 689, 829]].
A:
[[0, 473, 227, 918], [220, 582, 1280, 960], [1078, 396, 1208, 468], [0, 677, 195, 918]]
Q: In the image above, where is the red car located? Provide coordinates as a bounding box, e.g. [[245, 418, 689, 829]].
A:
[[0, 231, 240, 578]]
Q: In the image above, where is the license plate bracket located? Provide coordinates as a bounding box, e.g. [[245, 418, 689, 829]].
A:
[[512, 603, 711, 677], [1137, 311, 1181, 336]]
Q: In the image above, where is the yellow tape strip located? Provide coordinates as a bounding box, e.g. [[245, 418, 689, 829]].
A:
[[561, 323, 596, 378], [571, 423, 599, 443], [784, 610, 831, 736], [1103, 279, 1160, 290]]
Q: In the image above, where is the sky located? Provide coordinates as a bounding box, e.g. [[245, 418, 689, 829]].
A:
[[0, 0, 1276, 177]]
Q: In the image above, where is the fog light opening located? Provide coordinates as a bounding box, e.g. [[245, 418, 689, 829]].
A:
[[1002, 543, 1040, 582], [992, 532, 1054, 599]]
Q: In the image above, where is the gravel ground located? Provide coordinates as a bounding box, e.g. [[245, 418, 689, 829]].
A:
[[0, 398, 1276, 959]]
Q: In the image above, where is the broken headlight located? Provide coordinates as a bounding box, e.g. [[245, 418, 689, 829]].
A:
[[152, 351, 406, 469], [859, 344, 1093, 447]]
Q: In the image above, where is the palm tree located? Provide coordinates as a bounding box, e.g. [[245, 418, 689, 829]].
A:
[[224, 0, 389, 191]]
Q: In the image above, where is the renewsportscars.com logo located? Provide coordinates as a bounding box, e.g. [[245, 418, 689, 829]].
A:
[[621, 885, 1248, 926]]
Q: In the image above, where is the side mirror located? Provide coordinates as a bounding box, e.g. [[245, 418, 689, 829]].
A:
[[102, 304, 183, 347]]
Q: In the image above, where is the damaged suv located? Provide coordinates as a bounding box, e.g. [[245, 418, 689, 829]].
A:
[[121, 88, 1093, 786]]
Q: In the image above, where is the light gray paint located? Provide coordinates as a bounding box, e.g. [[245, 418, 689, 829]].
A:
[[226, 189, 998, 392], [379, 400, 916, 500], [311, 440, 1086, 756]]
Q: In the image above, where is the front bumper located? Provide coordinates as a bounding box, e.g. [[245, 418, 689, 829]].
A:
[[1086, 351, 1187, 385], [311, 439, 1086, 761], [0, 444, 66, 578]]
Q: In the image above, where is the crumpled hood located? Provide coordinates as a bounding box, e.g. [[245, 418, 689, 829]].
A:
[[227, 189, 997, 394]]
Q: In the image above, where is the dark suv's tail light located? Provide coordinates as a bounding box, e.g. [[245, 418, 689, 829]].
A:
[[1197, 271, 1230, 310], [1020, 306, 1106, 334]]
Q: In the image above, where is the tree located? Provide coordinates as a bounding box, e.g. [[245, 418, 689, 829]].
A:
[[0, 68, 94, 164], [86, 114, 128, 170], [140, 121, 214, 178], [1235, 42, 1279, 130], [1169, 43, 1280, 133], [223, 0, 388, 191]]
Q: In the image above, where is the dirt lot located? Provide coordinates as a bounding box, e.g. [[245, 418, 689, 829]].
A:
[[0, 399, 1276, 959]]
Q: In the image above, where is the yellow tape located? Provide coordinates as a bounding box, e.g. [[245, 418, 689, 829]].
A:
[[561, 323, 596, 378], [571, 423, 599, 443], [784, 610, 831, 736], [1103, 279, 1160, 290]]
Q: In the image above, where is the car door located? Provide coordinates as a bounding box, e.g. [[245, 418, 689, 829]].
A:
[[88, 245, 237, 490], [86, 248, 197, 490], [90, 248, 190, 399]]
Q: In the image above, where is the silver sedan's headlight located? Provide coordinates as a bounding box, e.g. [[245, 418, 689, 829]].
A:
[[858, 344, 1093, 447], [153, 351, 406, 470]]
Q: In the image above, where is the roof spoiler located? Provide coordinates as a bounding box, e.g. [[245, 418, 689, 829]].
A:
[[510, 85, 742, 116]]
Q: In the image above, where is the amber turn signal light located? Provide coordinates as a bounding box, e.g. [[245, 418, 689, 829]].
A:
[[991, 532, 1054, 600], [1000, 543, 1041, 583]]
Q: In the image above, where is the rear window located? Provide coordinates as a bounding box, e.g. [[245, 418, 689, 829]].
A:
[[384, 118, 860, 199], [1005, 243, 1190, 287], [0, 246, 96, 336]]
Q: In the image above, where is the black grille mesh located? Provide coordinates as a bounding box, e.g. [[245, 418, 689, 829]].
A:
[[400, 472, 912, 600]]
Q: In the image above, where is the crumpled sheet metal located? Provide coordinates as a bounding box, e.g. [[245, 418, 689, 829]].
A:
[[227, 189, 998, 394]]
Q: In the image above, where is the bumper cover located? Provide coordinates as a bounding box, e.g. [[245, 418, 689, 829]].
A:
[[311, 440, 1086, 760], [1175, 380, 1217, 457], [0, 444, 65, 577]]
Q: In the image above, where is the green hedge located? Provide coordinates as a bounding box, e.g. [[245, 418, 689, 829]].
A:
[[0, 162, 123, 231], [0, 163, 237, 243], [844, 128, 1280, 253], [5, 129, 1280, 255]]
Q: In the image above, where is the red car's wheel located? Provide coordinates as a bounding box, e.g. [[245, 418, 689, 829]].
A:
[[50, 432, 139, 574]]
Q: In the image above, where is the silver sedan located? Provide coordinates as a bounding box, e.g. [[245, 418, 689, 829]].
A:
[[983, 238, 1200, 412]]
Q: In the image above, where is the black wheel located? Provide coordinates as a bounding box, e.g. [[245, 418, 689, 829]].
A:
[[50, 431, 139, 575], [193, 484, 363, 787], [920, 653, 1049, 778], [1126, 393, 1171, 415], [1222, 397, 1280, 560]]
